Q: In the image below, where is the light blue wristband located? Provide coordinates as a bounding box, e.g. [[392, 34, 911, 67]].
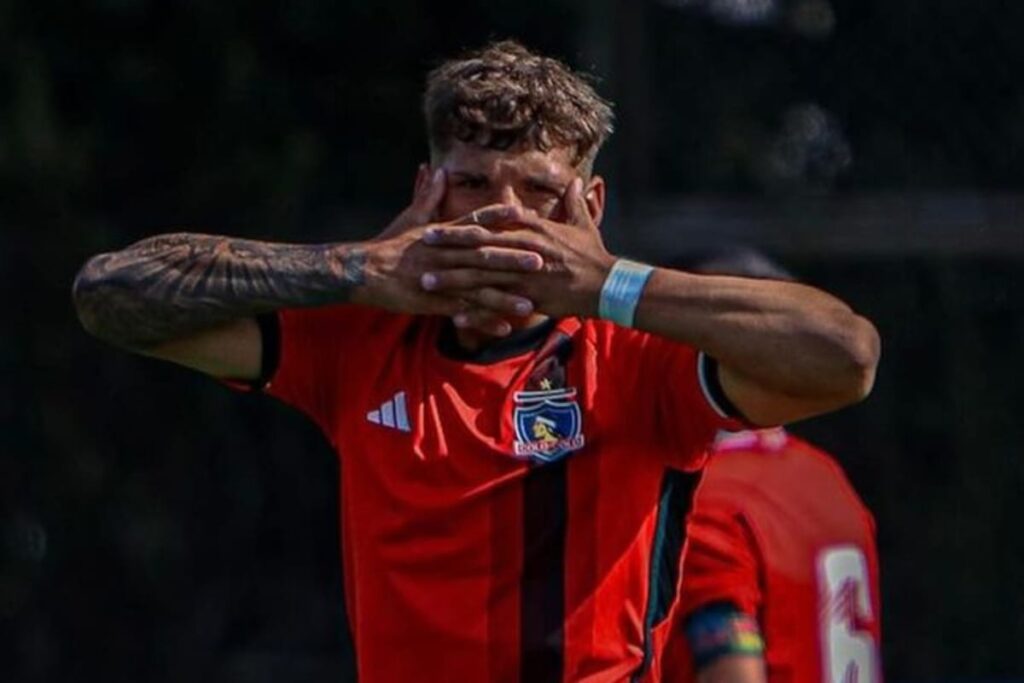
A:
[[598, 259, 655, 328]]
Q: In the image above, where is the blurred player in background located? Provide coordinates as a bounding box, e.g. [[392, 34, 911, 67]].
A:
[[72, 42, 880, 682], [659, 250, 882, 683]]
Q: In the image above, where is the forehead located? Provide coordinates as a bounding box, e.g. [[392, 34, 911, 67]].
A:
[[437, 140, 577, 181]]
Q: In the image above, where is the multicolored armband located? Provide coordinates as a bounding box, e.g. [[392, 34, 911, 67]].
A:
[[684, 602, 764, 669]]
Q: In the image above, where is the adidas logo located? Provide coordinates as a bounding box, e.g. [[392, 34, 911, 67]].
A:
[[366, 391, 411, 433]]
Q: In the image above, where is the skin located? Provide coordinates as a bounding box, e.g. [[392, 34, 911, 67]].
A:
[[71, 160, 544, 378], [425, 142, 606, 349], [72, 139, 880, 425], [417, 143, 879, 425]]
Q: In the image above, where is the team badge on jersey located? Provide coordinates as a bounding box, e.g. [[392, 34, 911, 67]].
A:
[[513, 383, 585, 463], [511, 328, 585, 463]]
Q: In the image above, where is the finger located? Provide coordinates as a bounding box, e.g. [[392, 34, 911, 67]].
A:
[[457, 207, 551, 238], [564, 177, 591, 229], [452, 203, 526, 227], [423, 224, 491, 247], [423, 168, 447, 220], [463, 286, 535, 317], [411, 168, 446, 224], [378, 167, 444, 239], [424, 226, 558, 258], [418, 293, 476, 318], [411, 163, 428, 198], [420, 269, 526, 297], [452, 309, 513, 337], [430, 246, 543, 272]]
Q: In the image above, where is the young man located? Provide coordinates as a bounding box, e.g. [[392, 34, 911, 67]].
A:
[[72, 42, 880, 683], [658, 251, 882, 683]]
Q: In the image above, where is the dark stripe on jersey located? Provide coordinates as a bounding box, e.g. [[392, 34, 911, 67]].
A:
[[520, 458, 568, 683], [251, 312, 281, 391], [633, 469, 703, 681], [698, 354, 746, 421]]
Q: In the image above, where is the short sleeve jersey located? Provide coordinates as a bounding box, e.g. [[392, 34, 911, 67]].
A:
[[659, 431, 883, 683], [259, 304, 739, 683]]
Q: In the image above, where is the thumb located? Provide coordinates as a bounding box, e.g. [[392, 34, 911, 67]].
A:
[[565, 177, 593, 230], [377, 166, 444, 240], [412, 168, 447, 224]]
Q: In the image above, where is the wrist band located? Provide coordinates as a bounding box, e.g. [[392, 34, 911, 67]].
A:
[[598, 259, 655, 328]]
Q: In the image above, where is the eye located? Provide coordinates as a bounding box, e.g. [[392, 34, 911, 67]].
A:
[[528, 182, 561, 197], [454, 176, 487, 190]]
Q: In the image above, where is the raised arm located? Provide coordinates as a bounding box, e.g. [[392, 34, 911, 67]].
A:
[[632, 271, 879, 425], [413, 179, 880, 426], [72, 234, 368, 378], [72, 168, 543, 379]]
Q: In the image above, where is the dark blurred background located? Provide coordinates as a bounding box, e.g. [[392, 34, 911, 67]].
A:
[[3, 0, 1022, 680]]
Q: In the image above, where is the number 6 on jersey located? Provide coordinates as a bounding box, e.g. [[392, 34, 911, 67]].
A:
[[819, 545, 882, 683]]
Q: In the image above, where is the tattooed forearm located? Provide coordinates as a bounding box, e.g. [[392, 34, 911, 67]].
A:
[[72, 233, 366, 348]]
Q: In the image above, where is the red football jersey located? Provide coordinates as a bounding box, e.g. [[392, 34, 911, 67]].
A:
[[659, 430, 882, 683], [257, 304, 739, 683]]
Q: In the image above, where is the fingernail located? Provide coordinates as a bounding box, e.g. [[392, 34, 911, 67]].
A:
[[573, 177, 583, 194], [497, 323, 511, 336], [521, 255, 542, 269], [421, 273, 438, 290], [433, 168, 445, 184], [454, 313, 469, 327], [423, 228, 440, 244], [514, 300, 533, 315]]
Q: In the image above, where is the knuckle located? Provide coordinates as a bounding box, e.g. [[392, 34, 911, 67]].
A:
[[480, 249, 500, 266], [478, 289, 500, 306], [430, 272, 452, 289], [442, 298, 465, 315], [488, 291, 516, 312], [468, 309, 494, 325]]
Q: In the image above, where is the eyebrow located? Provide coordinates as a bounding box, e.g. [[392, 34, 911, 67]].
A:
[[449, 171, 489, 181], [448, 170, 567, 191]]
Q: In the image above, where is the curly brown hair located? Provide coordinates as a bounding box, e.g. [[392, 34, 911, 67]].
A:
[[424, 40, 615, 174]]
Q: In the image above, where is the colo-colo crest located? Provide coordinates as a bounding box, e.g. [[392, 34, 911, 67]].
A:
[[513, 384, 585, 463]]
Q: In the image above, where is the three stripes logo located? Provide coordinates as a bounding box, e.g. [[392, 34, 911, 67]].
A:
[[366, 391, 411, 433]]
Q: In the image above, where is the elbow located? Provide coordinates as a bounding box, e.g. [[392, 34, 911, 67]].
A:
[[840, 314, 881, 405], [71, 255, 113, 342], [72, 260, 98, 335]]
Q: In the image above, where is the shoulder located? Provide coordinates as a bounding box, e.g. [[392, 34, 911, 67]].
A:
[[785, 436, 865, 499], [789, 436, 876, 527]]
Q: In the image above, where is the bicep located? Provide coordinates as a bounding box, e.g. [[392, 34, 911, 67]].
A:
[[143, 317, 263, 380]]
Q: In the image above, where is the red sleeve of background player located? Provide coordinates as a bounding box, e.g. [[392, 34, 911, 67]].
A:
[[679, 502, 762, 617], [608, 325, 746, 470]]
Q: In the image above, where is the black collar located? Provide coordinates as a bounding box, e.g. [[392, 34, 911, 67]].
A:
[[436, 318, 558, 364]]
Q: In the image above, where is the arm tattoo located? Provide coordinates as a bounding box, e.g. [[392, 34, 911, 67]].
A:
[[72, 233, 367, 347]]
